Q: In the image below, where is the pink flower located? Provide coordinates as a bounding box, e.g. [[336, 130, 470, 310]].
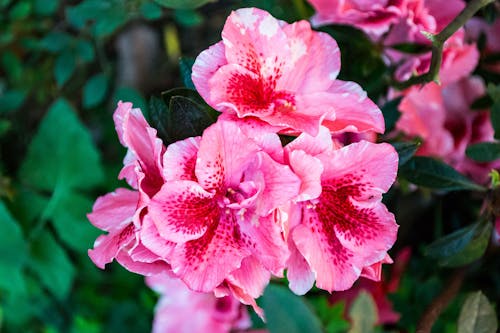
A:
[[396, 77, 499, 183], [148, 120, 300, 298], [88, 102, 170, 276], [192, 7, 384, 136], [308, 0, 405, 37], [146, 273, 251, 333], [283, 128, 399, 294], [393, 30, 479, 85], [467, 17, 500, 73]]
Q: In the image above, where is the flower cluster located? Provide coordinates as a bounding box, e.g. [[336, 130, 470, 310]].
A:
[[88, 7, 399, 321], [308, 0, 478, 83]]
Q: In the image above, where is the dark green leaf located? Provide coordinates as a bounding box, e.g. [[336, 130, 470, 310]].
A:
[[29, 231, 75, 300], [0, 201, 27, 294], [39, 32, 72, 53], [167, 96, 213, 141], [174, 9, 204, 27], [0, 90, 27, 113], [381, 97, 402, 132], [140, 2, 163, 20], [34, 0, 59, 16], [399, 157, 485, 191], [391, 141, 420, 166], [348, 291, 377, 333], [9, 0, 32, 20], [20, 98, 104, 192], [83, 73, 108, 109], [75, 40, 95, 63], [425, 221, 492, 267], [148, 96, 172, 143], [179, 57, 196, 89], [54, 51, 76, 87], [389, 43, 431, 54], [154, 0, 216, 9], [466, 142, 500, 162], [259, 284, 323, 333], [491, 103, 500, 140], [50, 192, 100, 252], [470, 95, 493, 110], [457, 291, 498, 333]]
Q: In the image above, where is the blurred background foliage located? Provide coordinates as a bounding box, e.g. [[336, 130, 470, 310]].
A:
[[0, 0, 499, 332]]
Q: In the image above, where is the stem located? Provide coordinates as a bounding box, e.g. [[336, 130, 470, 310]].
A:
[[393, 0, 496, 90], [415, 268, 466, 333]]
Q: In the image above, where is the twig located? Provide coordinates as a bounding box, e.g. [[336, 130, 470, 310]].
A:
[[415, 268, 467, 333], [393, 0, 496, 90]]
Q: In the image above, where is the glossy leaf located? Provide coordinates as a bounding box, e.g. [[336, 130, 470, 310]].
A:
[[425, 221, 492, 267], [20, 98, 103, 192], [391, 141, 420, 166], [466, 142, 500, 162], [399, 157, 485, 191], [348, 291, 377, 333], [54, 51, 76, 87], [259, 284, 323, 333], [381, 97, 402, 132], [0, 201, 27, 294], [29, 231, 75, 300], [457, 291, 498, 333], [83, 73, 108, 109], [140, 2, 163, 20], [154, 0, 216, 9], [179, 57, 195, 89]]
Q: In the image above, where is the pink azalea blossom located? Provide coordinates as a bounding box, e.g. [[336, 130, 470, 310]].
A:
[[192, 7, 384, 136], [396, 77, 500, 183], [146, 273, 252, 333], [308, 0, 405, 37], [88, 102, 170, 276], [393, 30, 479, 85], [283, 127, 399, 294], [467, 17, 500, 73], [148, 120, 300, 299]]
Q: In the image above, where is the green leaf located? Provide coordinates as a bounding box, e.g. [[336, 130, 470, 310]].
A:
[[39, 32, 73, 53], [399, 157, 485, 191], [54, 51, 76, 87], [490, 103, 500, 140], [51, 192, 100, 252], [259, 284, 323, 333], [457, 291, 498, 333], [179, 57, 195, 89], [167, 96, 213, 141], [466, 142, 500, 162], [20, 98, 104, 192], [425, 221, 492, 267], [9, 0, 32, 20], [391, 141, 420, 166], [174, 9, 204, 27], [348, 291, 378, 333], [34, 0, 59, 16], [75, 39, 95, 63], [381, 97, 402, 132], [310, 298, 350, 333], [0, 201, 27, 294], [114, 86, 148, 113], [154, 0, 216, 9], [83, 73, 108, 109], [29, 231, 75, 300], [0, 90, 27, 113], [140, 2, 163, 20]]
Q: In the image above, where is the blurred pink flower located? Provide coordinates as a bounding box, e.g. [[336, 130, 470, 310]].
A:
[[88, 102, 170, 276], [146, 273, 251, 333], [396, 77, 499, 183], [283, 128, 399, 294], [467, 17, 500, 73], [329, 247, 411, 325], [147, 120, 300, 299], [192, 7, 384, 136], [308, 0, 405, 37]]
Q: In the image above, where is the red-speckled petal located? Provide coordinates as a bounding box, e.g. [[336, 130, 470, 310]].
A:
[[163, 136, 201, 181], [149, 181, 218, 243]]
